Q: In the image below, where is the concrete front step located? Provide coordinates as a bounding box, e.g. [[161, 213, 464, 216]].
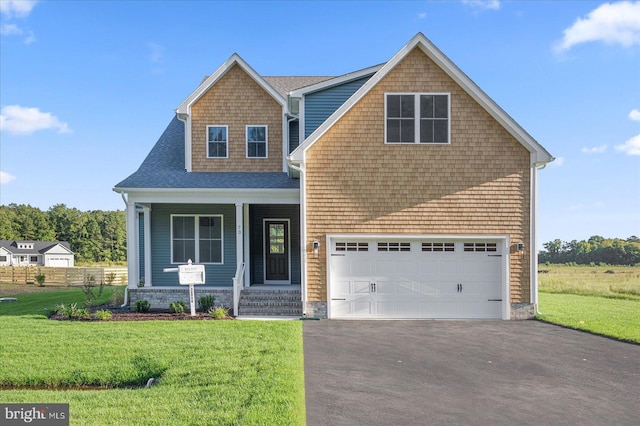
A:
[[238, 288, 303, 317]]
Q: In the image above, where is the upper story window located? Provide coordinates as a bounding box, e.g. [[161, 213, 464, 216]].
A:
[[207, 125, 228, 158], [385, 93, 450, 144], [246, 125, 267, 158]]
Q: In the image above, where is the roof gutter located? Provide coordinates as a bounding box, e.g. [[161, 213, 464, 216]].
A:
[[117, 190, 130, 309], [530, 159, 548, 316]]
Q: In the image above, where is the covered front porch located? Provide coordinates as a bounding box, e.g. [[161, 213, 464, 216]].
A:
[[121, 187, 303, 316]]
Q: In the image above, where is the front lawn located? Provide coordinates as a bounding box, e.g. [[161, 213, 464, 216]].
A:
[[0, 291, 306, 425]]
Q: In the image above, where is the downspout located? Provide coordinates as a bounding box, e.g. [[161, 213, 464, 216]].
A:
[[288, 161, 307, 316], [117, 191, 129, 308], [531, 159, 548, 316]]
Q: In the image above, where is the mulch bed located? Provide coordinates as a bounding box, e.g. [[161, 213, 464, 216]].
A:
[[50, 306, 234, 321]]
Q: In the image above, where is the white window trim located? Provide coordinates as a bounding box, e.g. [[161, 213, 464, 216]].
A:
[[246, 125, 268, 159], [170, 214, 224, 265], [206, 125, 229, 159], [384, 92, 451, 145]]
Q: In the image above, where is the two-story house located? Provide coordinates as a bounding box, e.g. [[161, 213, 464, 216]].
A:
[[114, 33, 553, 319]]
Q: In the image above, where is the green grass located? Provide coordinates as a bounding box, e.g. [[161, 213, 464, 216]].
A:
[[538, 264, 640, 300], [537, 293, 640, 343], [0, 291, 306, 425], [0, 287, 119, 317], [537, 264, 640, 344]]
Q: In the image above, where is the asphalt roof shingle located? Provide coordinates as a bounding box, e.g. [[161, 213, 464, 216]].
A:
[[263, 76, 334, 97], [114, 117, 299, 190]]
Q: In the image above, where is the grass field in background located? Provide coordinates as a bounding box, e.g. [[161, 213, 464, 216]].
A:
[[0, 287, 120, 316], [537, 264, 640, 343], [0, 289, 306, 425]]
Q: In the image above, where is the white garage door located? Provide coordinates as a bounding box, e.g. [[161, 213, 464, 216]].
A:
[[47, 257, 70, 267], [329, 238, 505, 319]]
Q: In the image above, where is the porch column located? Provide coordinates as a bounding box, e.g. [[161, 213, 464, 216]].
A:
[[235, 203, 244, 268], [143, 205, 152, 287], [125, 199, 139, 289], [233, 203, 244, 316]]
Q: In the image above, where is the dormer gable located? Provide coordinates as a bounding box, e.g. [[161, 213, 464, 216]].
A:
[[176, 54, 288, 173], [16, 241, 35, 250]]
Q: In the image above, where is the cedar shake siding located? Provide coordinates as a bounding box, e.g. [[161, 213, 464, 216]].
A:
[[191, 64, 283, 172], [305, 47, 531, 305]]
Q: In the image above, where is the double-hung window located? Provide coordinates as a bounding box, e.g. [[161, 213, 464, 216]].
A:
[[246, 125, 267, 158], [207, 125, 228, 158], [171, 215, 223, 264], [386, 93, 450, 144]]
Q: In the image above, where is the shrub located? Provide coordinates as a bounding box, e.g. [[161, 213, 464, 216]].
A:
[[55, 303, 90, 320], [82, 274, 105, 308], [208, 306, 229, 320], [111, 287, 125, 305], [105, 272, 117, 286], [94, 310, 113, 320], [198, 295, 215, 312], [170, 300, 186, 314], [134, 299, 150, 313], [34, 273, 46, 287]]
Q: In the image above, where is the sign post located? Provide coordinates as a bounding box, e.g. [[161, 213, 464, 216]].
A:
[[163, 260, 205, 316]]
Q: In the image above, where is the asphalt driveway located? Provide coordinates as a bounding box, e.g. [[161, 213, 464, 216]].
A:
[[303, 320, 640, 426]]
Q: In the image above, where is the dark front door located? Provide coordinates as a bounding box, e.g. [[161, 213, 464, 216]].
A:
[[265, 220, 289, 283]]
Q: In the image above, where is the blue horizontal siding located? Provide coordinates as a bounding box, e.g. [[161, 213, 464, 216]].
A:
[[304, 76, 372, 138], [150, 204, 236, 287], [249, 205, 301, 285], [289, 120, 300, 153]]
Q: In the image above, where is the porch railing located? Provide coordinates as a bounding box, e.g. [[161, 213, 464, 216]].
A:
[[232, 262, 245, 316]]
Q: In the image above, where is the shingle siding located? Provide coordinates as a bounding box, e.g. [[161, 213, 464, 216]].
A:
[[304, 76, 371, 138], [191, 65, 283, 172], [150, 204, 236, 287], [305, 47, 531, 305]]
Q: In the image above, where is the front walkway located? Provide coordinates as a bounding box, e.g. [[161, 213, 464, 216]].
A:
[[303, 320, 640, 426]]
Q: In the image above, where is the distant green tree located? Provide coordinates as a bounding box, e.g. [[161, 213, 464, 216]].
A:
[[0, 205, 18, 239], [539, 236, 640, 265], [0, 204, 127, 264], [10, 204, 55, 241]]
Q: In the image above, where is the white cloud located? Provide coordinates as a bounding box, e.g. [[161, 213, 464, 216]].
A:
[[565, 203, 585, 211], [0, 171, 16, 185], [23, 29, 35, 44], [0, 105, 72, 135], [581, 145, 608, 154], [462, 0, 500, 11], [417, 12, 427, 20], [0, 23, 22, 35], [148, 42, 164, 63], [0, 0, 38, 18], [555, 1, 640, 52], [549, 156, 565, 167], [629, 109, 640, 121], [615, 134, 640, 155]]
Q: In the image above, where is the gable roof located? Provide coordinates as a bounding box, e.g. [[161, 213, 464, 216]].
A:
[[0, 240, 73, 255], [263, 76, 334, 98], [289, 32, 554, 164], [288, 64, 384, 97], [176, 53, 287, 114]]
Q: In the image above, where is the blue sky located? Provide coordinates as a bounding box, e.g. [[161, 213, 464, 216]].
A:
[[1, 0, 639, 246]]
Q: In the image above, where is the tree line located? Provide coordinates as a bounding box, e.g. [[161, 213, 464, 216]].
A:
[[539, 235, 640, 266], [0, 204, 126, 264]]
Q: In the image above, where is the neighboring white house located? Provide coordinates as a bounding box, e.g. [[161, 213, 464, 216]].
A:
[[0, 240, 75, 267]]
